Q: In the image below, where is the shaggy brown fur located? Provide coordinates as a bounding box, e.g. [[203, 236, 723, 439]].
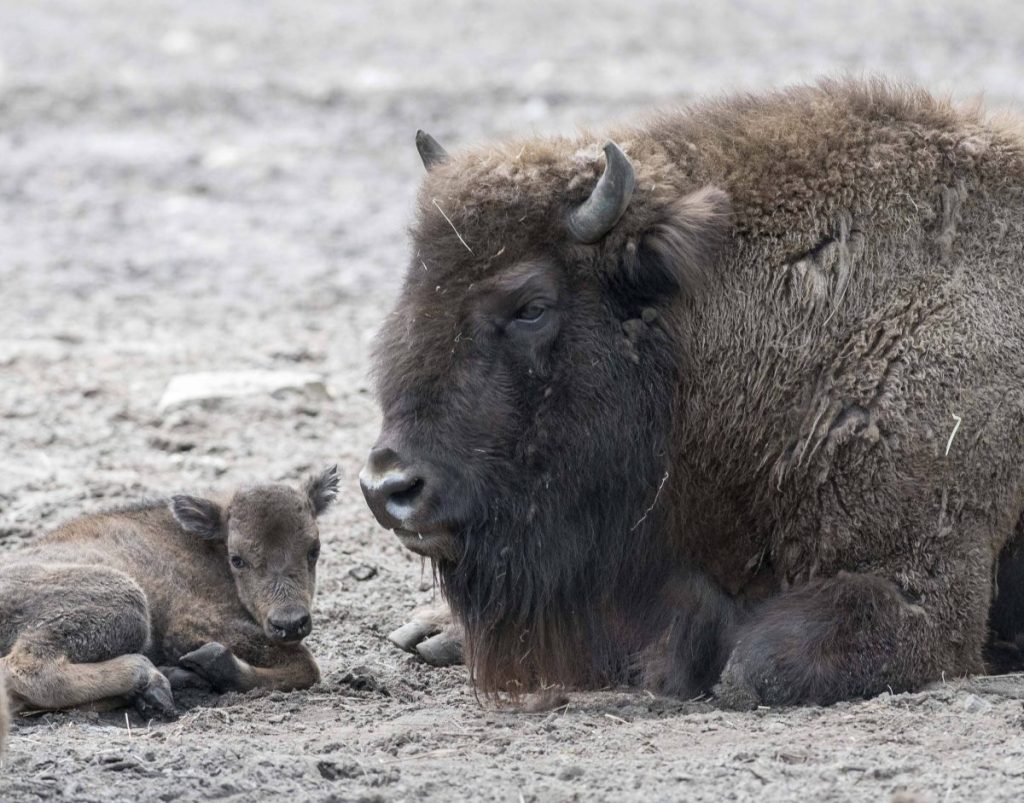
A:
[[0, 467, 338, 720], [365, 78, 1024, 706]]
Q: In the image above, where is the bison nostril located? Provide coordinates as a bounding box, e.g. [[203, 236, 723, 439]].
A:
[[382, 475, 425, 521], [360, 460, 430, 528], [388, 477, 423, 506]]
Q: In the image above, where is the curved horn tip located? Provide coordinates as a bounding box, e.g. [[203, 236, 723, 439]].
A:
[[416, 130, 451, 171], [567, 140, 636, 244]]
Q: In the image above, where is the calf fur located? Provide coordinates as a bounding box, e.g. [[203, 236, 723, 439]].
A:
[[0, 467, 338, 719]]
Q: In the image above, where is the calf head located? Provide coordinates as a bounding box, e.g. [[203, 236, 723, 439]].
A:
[[171, 466, 339, 642], [363, 131, 731, 692]]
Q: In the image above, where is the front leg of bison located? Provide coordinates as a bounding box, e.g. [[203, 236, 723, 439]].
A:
[[713, 568, 986, 709]]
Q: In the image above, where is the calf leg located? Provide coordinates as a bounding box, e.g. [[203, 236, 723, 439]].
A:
[[2, 651, 173, 719], [179, 642, 319, 692], [0, 564, 174, 718], [714, 566, 988, 708]]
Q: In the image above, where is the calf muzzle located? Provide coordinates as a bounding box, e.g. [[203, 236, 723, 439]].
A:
[[266, 605, 312, 642]]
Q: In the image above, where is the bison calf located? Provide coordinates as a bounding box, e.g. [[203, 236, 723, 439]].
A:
[[0, 467, 338, 719]]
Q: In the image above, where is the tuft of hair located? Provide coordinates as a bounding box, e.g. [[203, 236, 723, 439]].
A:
[[624, 186, 731, 301], [169, 495, 224, 540], [304, 465, 340, 516]]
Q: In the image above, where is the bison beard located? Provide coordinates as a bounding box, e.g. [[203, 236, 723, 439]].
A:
[[436, 316, 729, 695], [366, 78, 1024, 706]]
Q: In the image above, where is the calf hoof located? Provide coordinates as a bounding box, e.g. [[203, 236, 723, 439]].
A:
[[160, 666, 214, 692], [179, 642, 242, 692], [134, 671, 177, 720], [389, 604, 464, 667]]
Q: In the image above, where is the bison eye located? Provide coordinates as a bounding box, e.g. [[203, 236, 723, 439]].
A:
[[513, 301, 548, 324], [229, 555, 246, 570], [307, 544, 321, 564]]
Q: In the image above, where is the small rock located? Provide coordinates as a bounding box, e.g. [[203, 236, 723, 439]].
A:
[[317, 760, 361, 781], [148, 435, 196, 453], [158, 370, 330, 412], [962, 693, 993, 714], [338, 666, 387, 695], [558, 765, 584, 781], [348, 564, 378, 582]]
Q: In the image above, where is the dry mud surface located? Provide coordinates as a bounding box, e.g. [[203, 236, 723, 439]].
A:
[[3, 1, 1024, 800]]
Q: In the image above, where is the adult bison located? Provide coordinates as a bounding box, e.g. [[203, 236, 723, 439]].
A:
[[361, 79, 1024, 707]]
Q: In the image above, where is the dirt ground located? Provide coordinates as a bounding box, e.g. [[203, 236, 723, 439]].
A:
[[3, 1, 1024, 800]]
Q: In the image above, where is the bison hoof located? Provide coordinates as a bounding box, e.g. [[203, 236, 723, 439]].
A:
[[179, 642, 242, 692], [388, 604, 464, 667], [416, 631, 464, 666], [713, 637, 810, 709], [134, 670, 177, 720], [712, 657, 763, 711]]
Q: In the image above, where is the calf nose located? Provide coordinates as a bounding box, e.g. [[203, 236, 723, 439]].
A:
[[359, 446, 428, 529], [267, 607, 312, 641]]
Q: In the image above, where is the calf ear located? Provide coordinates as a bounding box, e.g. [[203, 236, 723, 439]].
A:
[[170, 495, 224, 540], [305, 465, 340, 516], [621, 186, 731, 300]]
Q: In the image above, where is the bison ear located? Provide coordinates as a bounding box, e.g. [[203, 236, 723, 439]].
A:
[[621, 186, 731, 299], [170, 495, 224, 540], [304, 465, 340, 516]]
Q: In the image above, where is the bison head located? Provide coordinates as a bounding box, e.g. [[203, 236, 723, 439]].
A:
[[362, 130, 730, 693], [172, 467, 339, 643]]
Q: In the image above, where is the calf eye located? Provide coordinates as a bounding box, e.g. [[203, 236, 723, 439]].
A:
[[307, 544, 321, 563], [513, 301, 547, 324], [229, 555, 246, 570]]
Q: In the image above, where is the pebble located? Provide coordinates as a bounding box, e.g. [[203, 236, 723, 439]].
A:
[[962, 693, 993, 714], [348, 564, 378, 582]]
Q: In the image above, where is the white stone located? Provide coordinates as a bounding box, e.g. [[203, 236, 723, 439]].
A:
[[158, 370, 330, 412], [961, 693, 993, 714]]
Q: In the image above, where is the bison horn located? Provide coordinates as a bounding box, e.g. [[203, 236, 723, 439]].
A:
[[416, 130, 450, 171], [567, 141, 636, 243]]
